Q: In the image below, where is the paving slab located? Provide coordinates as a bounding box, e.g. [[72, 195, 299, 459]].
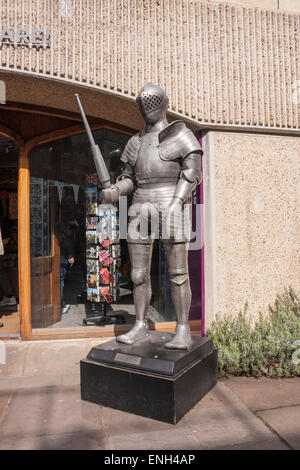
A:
[[108, 426, 200, 450], [214, 439, 289, 450], [0, 385, 105, 441], [23, 339, 102, 376], [0, 381, 291, 451], [0, 338, 112, 390], [179, 382, 288, 450], [0, 373, 81, 390], [0, 390, 12, 423], [257, 406, 300, 450], [104, 383, 288, 450], [222, 376, 300, 411], [101, 405, 176, 437], [0, 431, 106, 450], [0, 339, 297, 450], [0, 341, 27, 377]]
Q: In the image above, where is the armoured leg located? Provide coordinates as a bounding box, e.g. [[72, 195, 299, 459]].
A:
[[116, 242, 153, 345], [163, 241, 191, 349]]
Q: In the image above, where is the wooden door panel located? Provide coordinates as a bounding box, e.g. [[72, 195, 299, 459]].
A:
[[31, 256, 52, 328], [31, 186, 61, 328], [50, 187, 61, 324]]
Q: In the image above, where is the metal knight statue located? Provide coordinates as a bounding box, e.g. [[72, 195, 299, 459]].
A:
[[103, 83, 203, 349]]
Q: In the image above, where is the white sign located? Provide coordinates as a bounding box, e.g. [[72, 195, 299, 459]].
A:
[[0, 80, 6, 104]]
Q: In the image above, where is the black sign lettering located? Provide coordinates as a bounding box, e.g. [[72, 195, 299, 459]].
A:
[[0, 27, 50, 47]]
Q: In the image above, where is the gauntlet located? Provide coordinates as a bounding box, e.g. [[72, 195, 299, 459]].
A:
[[102, 176, 135, 204]]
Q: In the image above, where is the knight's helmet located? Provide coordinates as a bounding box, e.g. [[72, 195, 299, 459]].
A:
[[136, 83, 169, 116]]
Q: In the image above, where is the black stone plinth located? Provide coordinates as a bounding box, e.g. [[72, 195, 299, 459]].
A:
[[80, 331, 218, 424]]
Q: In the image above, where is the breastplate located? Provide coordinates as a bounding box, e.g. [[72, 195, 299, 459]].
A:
[[134, 131, 180, 185]]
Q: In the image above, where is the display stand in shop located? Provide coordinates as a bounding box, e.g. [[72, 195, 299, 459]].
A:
[[83, 174, 125, 326]]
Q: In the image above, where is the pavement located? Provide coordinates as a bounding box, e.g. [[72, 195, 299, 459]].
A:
[[0, 338, 299, 450]]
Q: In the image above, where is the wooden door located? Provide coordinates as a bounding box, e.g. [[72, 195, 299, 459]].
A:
[[31, 187, 61, 328]]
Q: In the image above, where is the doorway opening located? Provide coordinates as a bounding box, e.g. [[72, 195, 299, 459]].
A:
[[0, 135, 20, 338], [29, 128, 177, 331], [0, 100, 203, 339]]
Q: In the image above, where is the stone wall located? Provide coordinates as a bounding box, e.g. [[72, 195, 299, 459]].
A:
[[0, 0, 299, 132], [211, 0, 300, 13], [204, 131, 300, 324]]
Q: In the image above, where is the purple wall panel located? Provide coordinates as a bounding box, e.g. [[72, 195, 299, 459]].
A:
[[188, 135, 205, 335]]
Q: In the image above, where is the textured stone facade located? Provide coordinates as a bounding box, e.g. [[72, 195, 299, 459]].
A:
[[204, 131, 300, 323], [0, 0, 299, 132], [212, 0, 300, 12], [0, 1, 299, 327]]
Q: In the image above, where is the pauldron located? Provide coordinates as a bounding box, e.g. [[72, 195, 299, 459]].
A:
[[158, 121, 202, 161], [120, 132, 143, 167], [120, 121, 202, 167]]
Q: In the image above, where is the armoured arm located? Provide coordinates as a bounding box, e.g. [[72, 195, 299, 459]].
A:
[[166, 151, 201, 237], [158, 122, 202, 204], [173, 152, 202, 203], [102, 163, 135, 203], [115, 163, 135, 195]]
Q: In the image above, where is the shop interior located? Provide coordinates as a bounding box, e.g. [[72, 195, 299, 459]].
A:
[[0, 110, 201, 337], [29, 128, 175, 329], [0, 135, 19, 337]]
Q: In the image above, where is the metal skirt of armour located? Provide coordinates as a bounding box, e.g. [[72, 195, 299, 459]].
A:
[[127, 186, 191, 244]]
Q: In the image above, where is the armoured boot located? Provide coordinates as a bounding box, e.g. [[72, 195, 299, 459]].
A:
[[164, 323, 191, 350], [116, 319, 150, 345], [164, 275, 191, 349], [163, 242, 192, 350], [116, 243, 153, 346]]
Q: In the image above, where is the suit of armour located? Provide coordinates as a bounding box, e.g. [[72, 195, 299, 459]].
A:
[[102, 83, 202, 349]]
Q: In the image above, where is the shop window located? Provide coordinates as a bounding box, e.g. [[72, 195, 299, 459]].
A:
[[0, 136, 19, 337], [29, 129, 179, 329]]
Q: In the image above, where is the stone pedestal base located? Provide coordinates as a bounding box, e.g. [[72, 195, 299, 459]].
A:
[[80, 332, 217, 424]]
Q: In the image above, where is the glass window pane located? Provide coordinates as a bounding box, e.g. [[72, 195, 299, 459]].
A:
[[29, 129, 201, 330]]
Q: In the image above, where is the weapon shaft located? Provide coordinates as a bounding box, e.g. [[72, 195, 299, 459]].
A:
[[75, 94, 111, 189], [75, 94, 96, 147]]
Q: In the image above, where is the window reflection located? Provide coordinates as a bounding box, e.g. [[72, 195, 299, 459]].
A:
[[29, 129, 176, 329]]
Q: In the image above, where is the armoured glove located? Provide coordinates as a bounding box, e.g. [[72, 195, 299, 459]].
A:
[[102, 177, 135, 203], [102, 185, 120, 204]]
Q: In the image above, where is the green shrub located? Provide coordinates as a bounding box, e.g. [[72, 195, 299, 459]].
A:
[[207, 287, 300, 378]]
